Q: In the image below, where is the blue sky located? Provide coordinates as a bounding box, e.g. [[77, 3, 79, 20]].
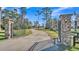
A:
[[3, 7, 79, 25], [27, 7, 79, 25]]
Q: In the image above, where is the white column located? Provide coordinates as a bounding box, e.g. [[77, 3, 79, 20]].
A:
[[8, 20, 11, 39]]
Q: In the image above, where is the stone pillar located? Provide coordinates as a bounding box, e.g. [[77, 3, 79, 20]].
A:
[[8, 19, 14, 39], [5, 18, 14, 39], [5, 24, 8, 39], [60, 14, 72, 47]]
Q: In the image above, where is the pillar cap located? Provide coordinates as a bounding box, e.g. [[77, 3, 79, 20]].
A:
[[8, 19, 14, 23]]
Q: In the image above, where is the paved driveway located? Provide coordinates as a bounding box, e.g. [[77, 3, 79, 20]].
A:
[[0, 29, 53, 51]]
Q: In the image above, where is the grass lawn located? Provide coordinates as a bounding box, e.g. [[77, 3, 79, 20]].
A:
[[43, 29, 79, 51], [69, 29, 79, 51], [13, 29, 32, 37], [44, 29, 58, 39], [71, 29, 79, 35], [0, 30, 5, 40], [68, 44, 79, 51], [0, 29, 32, 40]]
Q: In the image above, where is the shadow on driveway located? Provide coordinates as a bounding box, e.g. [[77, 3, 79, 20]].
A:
[[28, 39, 69, 51]]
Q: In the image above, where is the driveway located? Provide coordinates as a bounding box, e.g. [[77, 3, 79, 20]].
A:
[[0, 29, 53, 51]]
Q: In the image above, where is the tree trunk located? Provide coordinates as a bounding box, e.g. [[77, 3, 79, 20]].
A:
[[0, 7, 1, 31]]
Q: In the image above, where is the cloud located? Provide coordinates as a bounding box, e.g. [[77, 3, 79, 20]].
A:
[[27, 7, 31, 9], [17, 8, 21, 14], [1, 7, 6, 10], [52, 7, 71, 17], [53, 7, 69, 13]]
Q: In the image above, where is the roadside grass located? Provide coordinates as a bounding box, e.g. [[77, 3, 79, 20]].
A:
[[45, 29, 79, 51], [0, 29, 32, 40], [68, 44, 79, 51], [0, 30, 5, 40], [71, 29, 79, 35], [69, 29, 79, 51], [43, 29, 79, 51], [43, 29, 58, 39], [13, 29, 32, 37]]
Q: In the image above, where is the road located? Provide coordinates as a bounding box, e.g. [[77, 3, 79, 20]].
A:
[[0, 29, 53, 51]]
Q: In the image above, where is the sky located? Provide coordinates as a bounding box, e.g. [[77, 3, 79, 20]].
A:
[[3, 7, 79, 25]]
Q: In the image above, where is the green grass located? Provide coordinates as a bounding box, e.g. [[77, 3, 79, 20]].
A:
[[0, 29, 32, 39], [67, 29, 79, 51], [44, 29, 58, 39], [0, 30, 5, 40], [13, 29, 32, 37], [71, 29, 79, 35], [68, 44, 79, 51]]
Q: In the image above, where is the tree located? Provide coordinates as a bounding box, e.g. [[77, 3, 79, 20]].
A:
[[34, 21, 40, 29], [20, 7, 27, 29], [27, 21, 32, 29], [51, 18, 58, 30], [0, 7, 2, 31], [35, 9, 41, 21], [12, 8, 21, 29], [46, 19, 52, 29], [1, 9, 10, 29], [34, 9, 41, 29], [41, 7, 52, 29], [1, 9, 14, 38], [1, 8, 17, 29]]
